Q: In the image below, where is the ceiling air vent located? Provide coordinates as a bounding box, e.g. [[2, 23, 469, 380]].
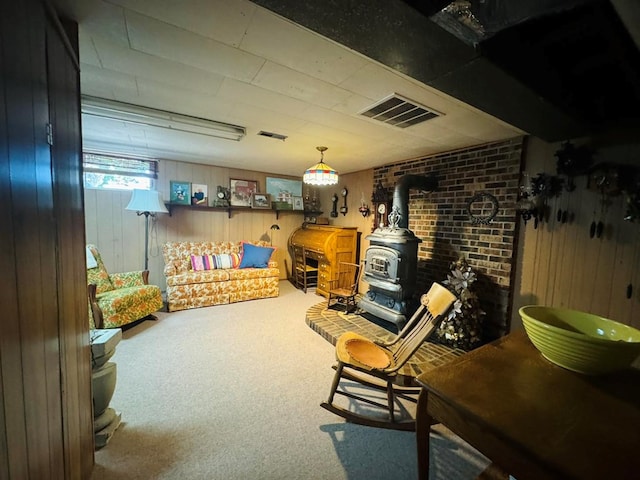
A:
[[258, 130, 288, 141], [359, 94, 441, 128]]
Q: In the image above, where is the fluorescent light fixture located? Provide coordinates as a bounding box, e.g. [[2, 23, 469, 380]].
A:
[[81, 95, 246, 141]]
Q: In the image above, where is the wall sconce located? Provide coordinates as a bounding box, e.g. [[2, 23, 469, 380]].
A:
[[358, 192, 370, 217], [515, 172, 538, 226]]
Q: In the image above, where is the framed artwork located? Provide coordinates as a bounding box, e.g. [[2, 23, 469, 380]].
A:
[[213, 185, 230, 207], [229, 179, 258, 207], [170, 181, 191, 205], [266, 177, 302, 210], [292, 196, 304, 211], [251, 193, 271, 209], [191, 183, 208, 206]]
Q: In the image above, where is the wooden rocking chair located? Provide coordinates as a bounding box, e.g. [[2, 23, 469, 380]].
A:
[[320, 282, 457, 431]]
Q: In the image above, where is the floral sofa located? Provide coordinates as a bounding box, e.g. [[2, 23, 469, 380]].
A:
[[86, 244, 164, 329], [162, 241, 279, 312]]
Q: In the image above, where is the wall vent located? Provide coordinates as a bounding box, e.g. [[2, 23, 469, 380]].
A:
[[258, 130, 287, 141], [359, 94, 441, 128]]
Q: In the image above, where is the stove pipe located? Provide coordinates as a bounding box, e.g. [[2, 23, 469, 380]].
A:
[[391, 173, 438, 229]]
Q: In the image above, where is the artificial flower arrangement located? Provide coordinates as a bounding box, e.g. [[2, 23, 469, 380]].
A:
[[433, 257, 485, 351]]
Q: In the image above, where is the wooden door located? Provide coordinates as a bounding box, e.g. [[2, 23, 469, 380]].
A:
[[0, 1, 93, 478]]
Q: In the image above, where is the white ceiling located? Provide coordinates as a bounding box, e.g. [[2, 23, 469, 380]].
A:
[[52, 0, 525, 177]]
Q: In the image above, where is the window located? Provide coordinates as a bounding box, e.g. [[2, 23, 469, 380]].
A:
[[83, 153, 158, 190]]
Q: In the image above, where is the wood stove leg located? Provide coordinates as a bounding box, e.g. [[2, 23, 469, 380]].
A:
[[416, 388, 433, 480]]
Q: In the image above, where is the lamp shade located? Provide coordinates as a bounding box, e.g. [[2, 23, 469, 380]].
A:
[[303, 162, 339, 185], [125, 189, 169, 214], [303, 146, 338, 186]]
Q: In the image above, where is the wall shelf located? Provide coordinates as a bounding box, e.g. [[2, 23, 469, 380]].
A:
[[165, 203, 305, 219]]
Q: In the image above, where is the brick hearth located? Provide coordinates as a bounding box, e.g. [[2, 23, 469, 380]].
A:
[[305, 301, 465, 385]]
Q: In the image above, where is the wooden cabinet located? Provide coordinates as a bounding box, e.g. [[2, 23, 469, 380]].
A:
[[288, 225, 358, 297]]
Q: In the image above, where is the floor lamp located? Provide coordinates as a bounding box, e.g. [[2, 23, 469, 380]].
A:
[[126, 189, 169, 271]]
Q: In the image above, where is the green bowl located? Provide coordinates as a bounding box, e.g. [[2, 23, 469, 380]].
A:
[[519, 305, 640, 375]]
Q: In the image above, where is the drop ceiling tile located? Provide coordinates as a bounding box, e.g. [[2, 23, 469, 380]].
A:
[[241, 7, 369, 85], [93, 36, 226, 97], [108, 0, 256, 47], [329, 92, 379, 117], [125, 10, 264, 82], [298, 103, 409, 141], [60, 0, 130, 49], [252, 61, 354, 109], [78, 33, 101, 67], [132, 77, 235, 121], [340, 62, 461, 115], [79, 63, 139, 99], [229, 101, 308, 134], [442, 109, 525, 140], [217, 77, 309, 118]]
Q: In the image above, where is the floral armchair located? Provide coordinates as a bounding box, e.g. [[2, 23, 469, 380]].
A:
[[86, 244, 164, 329]]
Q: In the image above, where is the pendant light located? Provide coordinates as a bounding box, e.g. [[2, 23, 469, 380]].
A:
[[303, 146, 338, 186]]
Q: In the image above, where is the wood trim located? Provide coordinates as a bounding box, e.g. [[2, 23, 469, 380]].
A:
[[42, 0, 80, 70]]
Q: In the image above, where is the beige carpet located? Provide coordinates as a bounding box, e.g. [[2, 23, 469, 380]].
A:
[[91, 281, 490, 480]]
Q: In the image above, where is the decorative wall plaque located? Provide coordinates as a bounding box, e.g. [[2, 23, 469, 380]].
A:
[[466, 192, 499, 225]]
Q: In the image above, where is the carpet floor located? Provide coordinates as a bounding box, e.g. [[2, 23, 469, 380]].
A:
[[91, 281, 491, 480]]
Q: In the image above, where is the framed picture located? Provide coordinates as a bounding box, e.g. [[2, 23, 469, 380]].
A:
[[213, 185, 230, 207], [266, 177, 302, 210], [292, 196, 304, 210], [251, 192, 271, 209], [229, 179, 258, 207], [191, 183, 208, 206], [170, 181, 191, 205]]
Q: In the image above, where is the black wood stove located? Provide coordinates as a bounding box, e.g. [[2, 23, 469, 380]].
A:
[[358, 174, 438, 329]]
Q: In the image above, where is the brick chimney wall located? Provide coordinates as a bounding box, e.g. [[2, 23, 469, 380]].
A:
[[372, 137, 524, 340]]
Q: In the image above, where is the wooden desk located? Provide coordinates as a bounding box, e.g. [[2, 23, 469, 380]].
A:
[[416, 331, 640, 480], [289, 225, 358, 297]]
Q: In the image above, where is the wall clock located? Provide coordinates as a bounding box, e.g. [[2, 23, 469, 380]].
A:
[[330, 193, 339, 217], [340, 188, 348, 215], [375, 202, 388, 229]]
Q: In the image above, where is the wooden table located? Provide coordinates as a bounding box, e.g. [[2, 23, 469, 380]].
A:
[[416, 331, 640, 480]]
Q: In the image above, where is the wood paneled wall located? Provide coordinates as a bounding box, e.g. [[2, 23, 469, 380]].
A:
[[1, 2, 93, 478], [512, 136, 640, 330], [85, 134, 640, 340], [85, 160, 314, 288]]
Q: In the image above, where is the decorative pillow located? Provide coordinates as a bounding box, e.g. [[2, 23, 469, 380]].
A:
[[190, 253, 240, 271], [238, 242, 275, 269]]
